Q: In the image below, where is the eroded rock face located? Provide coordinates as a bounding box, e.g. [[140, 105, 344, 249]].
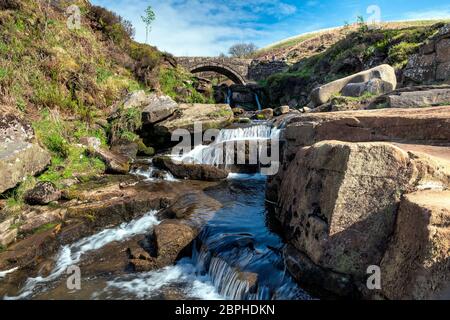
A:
[[0, 114, 51, 194], [380, 190, 450, 300], [404, 24, 450, 84], [276, 141, 415, 278], [309, 64, 397, 107]]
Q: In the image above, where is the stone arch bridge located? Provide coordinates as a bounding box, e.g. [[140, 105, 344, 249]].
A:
[[176, 57, 288, 85]]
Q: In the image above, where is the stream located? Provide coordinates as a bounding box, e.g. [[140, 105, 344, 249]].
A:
[[2, 123, 311, 300]]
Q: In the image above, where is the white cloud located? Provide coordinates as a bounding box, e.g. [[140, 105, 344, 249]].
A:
[[91, 0, 298, 56]]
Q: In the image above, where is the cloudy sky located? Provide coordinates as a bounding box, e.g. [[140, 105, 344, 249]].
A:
[[91, 0, 450, 56]]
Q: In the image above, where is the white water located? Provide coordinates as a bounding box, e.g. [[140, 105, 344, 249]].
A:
[[0, 267, 18, 279], [100, 260, 223, 300], [177, 124, 278, 167], [5, 211, 160, 300], [131, 165, 177, 182]]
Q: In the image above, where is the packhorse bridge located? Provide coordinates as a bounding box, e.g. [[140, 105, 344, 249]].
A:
[[176, 57, 288, 85]]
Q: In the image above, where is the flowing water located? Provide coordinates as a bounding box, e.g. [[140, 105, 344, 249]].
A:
[[1, 123, 311, 300]]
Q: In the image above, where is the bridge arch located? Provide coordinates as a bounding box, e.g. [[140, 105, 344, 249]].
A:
[[188, 63, 247, 85]]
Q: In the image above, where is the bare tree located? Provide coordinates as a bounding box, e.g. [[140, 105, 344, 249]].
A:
[[228, 43, 258, 58]]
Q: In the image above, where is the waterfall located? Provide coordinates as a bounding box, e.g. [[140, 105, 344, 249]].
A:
[[254, 93, 262, 111], [225, 88, 232, 105], [177, 124, 275, 168]]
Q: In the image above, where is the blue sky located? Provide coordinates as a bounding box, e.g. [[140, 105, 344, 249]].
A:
[[91, 0, 450, 56]]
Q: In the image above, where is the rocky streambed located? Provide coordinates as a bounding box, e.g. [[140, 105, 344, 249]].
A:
[[1, 123, 311, 300]]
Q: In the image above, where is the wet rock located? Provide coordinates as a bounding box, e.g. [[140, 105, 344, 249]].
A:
[[238, 272, 259, 294], [380, 190, 450, 300], [274, 106, 290, 116], [0, 114, 51, 194], [0, 228, 58, 271], [24, 182, 61, 205], [309, 64, 397, 107], [153, 156, 229, 181], [232, 107, 245, 116], [284, 245, 355, 298], [142, 94, 178, 125], [256, 108, 274, 120], [153, 220, 196, 266]]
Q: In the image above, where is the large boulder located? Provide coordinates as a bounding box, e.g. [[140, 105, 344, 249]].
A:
[[153, 220, 196, 266], [274, 141, 450, 281], [0, 115, 51, 194], [142, 94, 178, 125], [309, 64, 397, 107], [380, 190, 450, 300], [153, 156, 229, 181], [154, 103, 233, 134], [91, 147, 130, 174], [24, 182, 61, 205]]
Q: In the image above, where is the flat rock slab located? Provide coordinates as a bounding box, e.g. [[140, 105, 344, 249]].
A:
[[284, 106, 450, 149]]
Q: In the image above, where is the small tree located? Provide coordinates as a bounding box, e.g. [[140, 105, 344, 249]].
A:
[[357, 15, 368, 33], [141, 5, 156, 44], [228, 43, 258, 58]]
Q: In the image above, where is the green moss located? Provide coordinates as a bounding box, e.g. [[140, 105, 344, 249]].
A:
[[110, 106, 143, 142], [33, 223, 59, 235], [159, 67, 214, 104], [388, 42, 421, 68], [137, 139, 155, 156]]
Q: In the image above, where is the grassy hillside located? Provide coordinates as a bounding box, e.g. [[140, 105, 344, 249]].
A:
[[262, 21, 448, 107], [0, 0, 210, 210], [254, 20, 450, 64]]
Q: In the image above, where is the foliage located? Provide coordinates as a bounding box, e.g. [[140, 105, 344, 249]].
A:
[[110, 106, 143, 142], [141, 5, 156, 44], [159, 67, 215, 103], [228, 43, 258, 58]]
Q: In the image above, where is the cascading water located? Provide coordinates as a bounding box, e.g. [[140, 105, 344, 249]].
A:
[[5, 211, 160, 299], [177, 124, 277, 169], [254, 93, 262, 111], [225, 88, 232, 105], [2, 119, 311, 301]]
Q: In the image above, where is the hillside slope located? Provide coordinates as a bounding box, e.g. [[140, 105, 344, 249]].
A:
[[0, 0, 209, 211], [254, 20, 450, 64], [262, 21, 449, 107]]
